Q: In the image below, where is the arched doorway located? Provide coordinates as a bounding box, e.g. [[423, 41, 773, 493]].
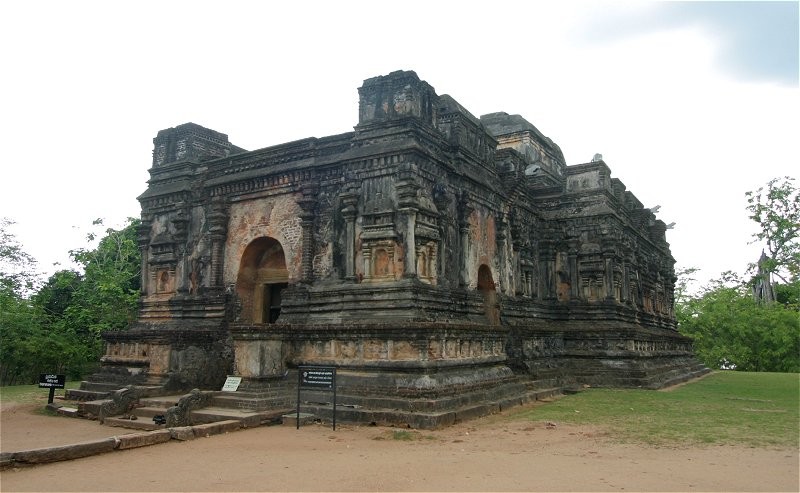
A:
[[477, 264, 499, 325], [236, 237, 288, 324]]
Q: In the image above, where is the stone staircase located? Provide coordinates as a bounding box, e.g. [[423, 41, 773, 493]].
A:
[[65, 380, 165, 402], [99, 394, 290, 431]]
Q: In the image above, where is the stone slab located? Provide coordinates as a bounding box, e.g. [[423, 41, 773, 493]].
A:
[[281, 412, 315, 427], [11, 438, 118, 465], [56, 406, 79, 417], [192, 420, 241, 437], [190, 407, 261, 427], [116, 429, 172, 450], [103, 417, 162, 431]]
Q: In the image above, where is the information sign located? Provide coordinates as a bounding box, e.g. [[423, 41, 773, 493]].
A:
[[297, 366, 337, 430], [300, 367, 335, 390], [38, 374, 66, 389], [38, 373, 66, 404], [221, 376, 242, 392]]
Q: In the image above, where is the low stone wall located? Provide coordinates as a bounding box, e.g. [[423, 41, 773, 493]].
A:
[[0, 420, 243, 470]]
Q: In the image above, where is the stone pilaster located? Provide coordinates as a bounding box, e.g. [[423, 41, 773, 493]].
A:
[[538, 241, 556, 301], [208, 199, 228, 291], [567, 238, 580, 300], [457, 192, 473, 288], [496, 215, 509, 294], [601, 231, 617, 301], [396, 164, 420, 279], [297, 185, 318, 284], [137, 217, 152, 295], [171, 208, 189, 294], [340, 188, 359, 281]]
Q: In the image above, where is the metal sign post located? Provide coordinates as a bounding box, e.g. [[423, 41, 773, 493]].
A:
[[297, 366, 337, 430]]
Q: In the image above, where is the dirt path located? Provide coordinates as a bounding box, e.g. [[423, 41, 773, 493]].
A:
[[2, 401, 798, 492]]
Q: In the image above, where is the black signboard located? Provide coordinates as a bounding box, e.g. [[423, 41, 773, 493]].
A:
[[300, 367, 335, 390], [39, 373, 66, 404], [39, 374, 66, 389], [297, 366, 337, 430]]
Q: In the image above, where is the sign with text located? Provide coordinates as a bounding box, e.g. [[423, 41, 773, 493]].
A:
[[297, 366, 337, 430], [299, 366, 335, 390], [38, 374, 66, 389], [221, 376, 242, 392]]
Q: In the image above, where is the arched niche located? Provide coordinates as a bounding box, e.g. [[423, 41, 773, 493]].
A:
[[236, 237, 288, 324]]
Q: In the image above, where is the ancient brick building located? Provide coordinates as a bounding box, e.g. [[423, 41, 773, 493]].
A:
[[88, 70, 707, 427]]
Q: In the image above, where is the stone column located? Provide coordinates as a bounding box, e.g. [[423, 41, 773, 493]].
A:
[[601, 233, 616, 301], [400, 207, 418, 278], [538, 242, 556, 301], [340, 190, 359, 281], [396, 163, 420, 279], [496, 215, 508, 294], [603, 252, 615, 301], [458, 192, 474, 288], [297, 186, 318, 284], [208, 199, 228, 291], [137, 217, 152, 295], [567, 239, 580, 300], [621, 248, 632, 304], [171, 208, 189, 294]]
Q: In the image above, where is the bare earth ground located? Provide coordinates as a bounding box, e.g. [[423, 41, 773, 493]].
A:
[[1, 400, 798, 492]]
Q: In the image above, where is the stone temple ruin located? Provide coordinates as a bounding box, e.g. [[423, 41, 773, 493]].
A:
[[72, 70, 708, 428]]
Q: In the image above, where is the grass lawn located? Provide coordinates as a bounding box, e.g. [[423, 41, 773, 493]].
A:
[[507, 371, 799, 447], [0, 381, 81, 406]]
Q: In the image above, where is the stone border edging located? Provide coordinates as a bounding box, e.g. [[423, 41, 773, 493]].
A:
[[0, 419, 243, 470]]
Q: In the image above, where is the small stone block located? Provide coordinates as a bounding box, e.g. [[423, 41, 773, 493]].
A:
[[281, 412, 315, 427], [116, 429, 172, 450], [0, 452, 16, 470], [56, 406, 79, 417], [192, 420, 241, 437], [169, 426, 196, 441]]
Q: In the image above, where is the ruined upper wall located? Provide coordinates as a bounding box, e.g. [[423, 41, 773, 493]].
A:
[[153, 122, 245, 167], [481, 112, 566, 183], [357, 70, 438, 126]]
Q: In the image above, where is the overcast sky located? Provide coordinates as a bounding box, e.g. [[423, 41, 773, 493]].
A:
[[1, 1, 797, 290]]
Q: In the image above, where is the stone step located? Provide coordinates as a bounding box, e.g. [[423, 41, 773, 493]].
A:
[[138, 395, 186, 408], [189, 407, 290, 427], [132, 406, 170, 418], [531, 387, 562, 400], [80, 381, 125, 392], [211, 394, 291, 411], [103, 416, 165, 431], [77, 399, 113, 418], [64, 389, 111, 402], [55, 406, 79, 417]]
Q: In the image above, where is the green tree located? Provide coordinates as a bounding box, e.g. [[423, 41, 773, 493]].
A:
[[58, 218, 142, 365], [1, 218, 143, 384], [0, 218, 47, 385], [676, 271, 800, 372], [746, 176, 799, 283], [31, 270, 92, 379]]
